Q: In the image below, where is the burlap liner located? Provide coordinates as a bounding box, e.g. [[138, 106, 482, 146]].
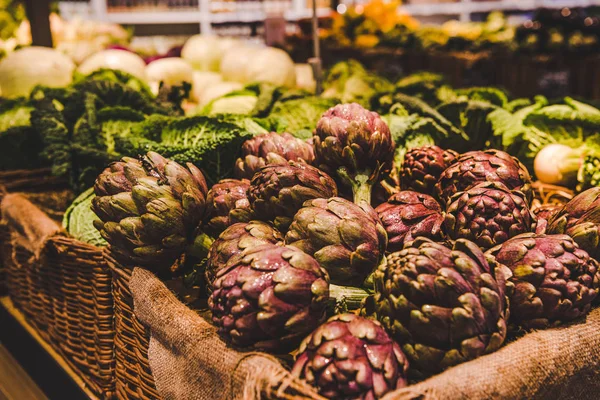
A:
[[0, 193, 64, 267], [130, 267, 600, 400]]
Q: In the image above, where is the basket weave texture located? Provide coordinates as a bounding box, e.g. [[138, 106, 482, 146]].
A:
[[106, 257, 161, 400], [0, 193, 115, 399]]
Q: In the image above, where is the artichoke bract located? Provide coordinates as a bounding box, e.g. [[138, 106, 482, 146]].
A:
[[532, 204, 562, 234], [444, 182, 535, 249], [400, 145, 458, 195], [234, 132, 315, 180], [286, 197, 387, 286], [204, 178, 253, 236], [292, 313, 409, 400], [547, 188, 600, 259], [248, 161, 337, 232], [487, 233, 599, 329], [205, 221, 283, 289], [92, 152, 208, 272], [435, 149, 533, 207], [314, 103, 395, 204], [208, 244, 330, 351], [367, 237, 509, 377], [375, 191, 444, 253]]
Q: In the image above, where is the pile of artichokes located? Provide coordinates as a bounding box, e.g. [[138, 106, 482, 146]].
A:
[[91, 104, 600, 399]]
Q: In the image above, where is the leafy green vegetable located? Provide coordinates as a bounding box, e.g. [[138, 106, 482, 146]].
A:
[[62, 187, 107, 247], [266, 96, 338, 139], [322, 60, 394, 107], [31, 74, 184, 192], [115, 115, 256, 186]]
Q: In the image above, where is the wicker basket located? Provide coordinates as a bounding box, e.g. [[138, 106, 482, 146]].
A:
[[1, 194, 115, 399], [107, 259, 161, 400]]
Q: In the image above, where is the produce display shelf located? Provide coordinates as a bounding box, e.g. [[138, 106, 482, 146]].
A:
[[400, 0, 600, 21], [0, 297, 99, 400]]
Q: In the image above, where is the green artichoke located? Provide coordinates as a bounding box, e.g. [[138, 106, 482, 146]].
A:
[[400, 145, 458, 195], [375, 191, 444, 253], [314, 103, 395, 204], [286, 197, 387, 286], [92, 152, 208, 272], [435, 149, 533, 207], [292, 313, 409, 400], [366, 237, 509, 377], [248, 161, 338, 232], [487, 233, 599, 329], [444, 182, 535, 249], [547, 188, 600, 259], [205, 221, 283, 289], [234, 132, 315, 180], [204, 179, 253, 236], [208, 243, 330, 351]]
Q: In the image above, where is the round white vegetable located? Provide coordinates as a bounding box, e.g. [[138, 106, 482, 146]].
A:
[[0, 46, 75, 98], [78, 49, 147, 80], [219, 44, 260, 83], [245, 47, 296, 87], [191, 71, 223, 103], [200, 81, 243, 106], [146, 57, 194, 95], [181, 35, 238, 72], [534, 143, 583, 186], [294, 63, 316, 92]]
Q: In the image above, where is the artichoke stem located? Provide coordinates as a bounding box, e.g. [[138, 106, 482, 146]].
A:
[[329, 284, 370, 313], [338, 167, 373, 204], [187, 232, 214, 260]]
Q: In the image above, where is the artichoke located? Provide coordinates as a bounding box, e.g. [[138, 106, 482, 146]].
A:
[[292, 313, 409, 400], [248, 161, 338, 232], [204, 179, 253, 236], [435, 149, 533, 207], [92, 152, 208, 272], [234, 132, 315, 180], [286, 197, 387, 286], [444, 182, 535, 249], [547, 188, 600, 259], [400, 145, 458, 195], [208, 244, 330, 351], [375, 191, 444, 253], [205, 221, 283, 289], [366, 237, 509, 377], [487, 233, 599, 329], [313, 103, 395, 204], [532, 204, 562, 234]]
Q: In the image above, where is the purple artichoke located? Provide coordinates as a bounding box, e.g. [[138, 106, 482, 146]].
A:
[[204, 179, 253, 236], [292, 314, 409, 400], [435, 149, 533, 207], [285, 197, 387, 286], [487, 233, 599, 329], [366, 237, 509, 377], [234, 132, 315, 180], [444, 181, 535, 249], [205, 221, 283, 289], [313, 103, 395, 204], [248, 161, 338, 232], [532, 204, 562, 234], [547, 188, 600, 259], [400, 145, 458, 195], [208, 244, 330, 351], [375, 191, 444, 253], [92, 152, 208, 272]]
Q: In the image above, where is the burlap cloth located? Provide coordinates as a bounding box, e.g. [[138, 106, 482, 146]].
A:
[[1, 193, 63, 264], [130, 267, 600, 400]]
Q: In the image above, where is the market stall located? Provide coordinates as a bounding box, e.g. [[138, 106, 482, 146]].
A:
[[0, 1, 599, 399]]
